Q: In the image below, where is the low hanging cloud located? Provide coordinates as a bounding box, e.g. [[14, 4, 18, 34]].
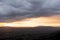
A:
[[0, 0, 60, 22]]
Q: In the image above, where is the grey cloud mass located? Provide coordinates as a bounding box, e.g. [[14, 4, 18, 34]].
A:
[[0, 0, 60, 22]]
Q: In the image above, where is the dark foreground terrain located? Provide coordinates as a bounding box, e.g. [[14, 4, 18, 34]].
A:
[[0, 26, 60, 40]]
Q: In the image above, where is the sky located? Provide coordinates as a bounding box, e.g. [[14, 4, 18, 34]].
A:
[[0, 0, 60, 27]]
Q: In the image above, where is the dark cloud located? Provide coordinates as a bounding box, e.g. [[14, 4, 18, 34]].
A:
[[0, 0, 60, 22]]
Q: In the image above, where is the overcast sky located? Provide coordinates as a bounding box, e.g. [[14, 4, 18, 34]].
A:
[[0, 0, 60, 22]]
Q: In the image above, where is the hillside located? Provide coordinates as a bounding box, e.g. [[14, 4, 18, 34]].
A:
[[0, 26, 60, 40]]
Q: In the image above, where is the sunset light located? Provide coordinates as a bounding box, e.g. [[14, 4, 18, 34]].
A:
[[0, 15, 60, 27]]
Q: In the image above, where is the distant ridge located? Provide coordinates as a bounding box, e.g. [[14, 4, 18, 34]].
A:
[[0, 26, 60, 28]]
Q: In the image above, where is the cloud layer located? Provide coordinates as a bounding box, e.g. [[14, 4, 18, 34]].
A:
[[0, 0, 60, 22]]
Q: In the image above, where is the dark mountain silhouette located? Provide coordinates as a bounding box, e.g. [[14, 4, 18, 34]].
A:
[[0, 26, 60, 40]]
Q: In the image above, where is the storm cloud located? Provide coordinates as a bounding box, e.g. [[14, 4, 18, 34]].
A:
[[0, 0, 60, 22]]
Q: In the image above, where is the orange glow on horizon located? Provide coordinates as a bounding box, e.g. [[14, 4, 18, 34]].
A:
[[0, 15, 60, 27]]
